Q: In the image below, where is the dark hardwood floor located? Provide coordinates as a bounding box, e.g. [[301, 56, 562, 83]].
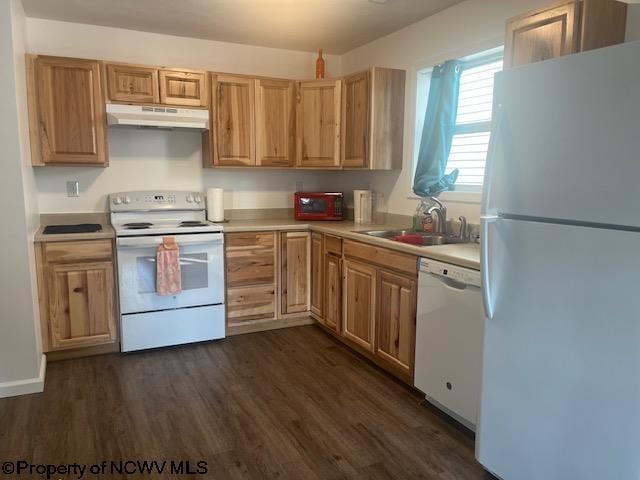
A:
[[0, 326, 494, 479]]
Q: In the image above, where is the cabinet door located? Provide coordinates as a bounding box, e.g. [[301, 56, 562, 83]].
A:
[[341, 71, 370, 168], [296, 80, 341, 168], [159, 69, 208, 106], [375, 270, 417, 377], [505, 1, 580, 68], [324, 253, 342, 333], [225, 232, 276, 325], [310, 233, 324, 319], [342, 259, 376, 351], [106, 63, 159, 104], [28, 56, 107, 166], [255, 78, 295, 167], [281, 232, 310, 315], [212, 75, 256, 166], [47, 261, 117, 350]]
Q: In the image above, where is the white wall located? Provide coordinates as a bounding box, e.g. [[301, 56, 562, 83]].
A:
[[0, 0, 43, 396], [26, 19, 383, 213], [341, 0, 640, 222]]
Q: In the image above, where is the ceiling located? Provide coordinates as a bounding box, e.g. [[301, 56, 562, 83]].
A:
[[21, 0, 465, 54]]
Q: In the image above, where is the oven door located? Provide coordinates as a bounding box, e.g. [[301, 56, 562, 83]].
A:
[[116, 233, 224, 314]]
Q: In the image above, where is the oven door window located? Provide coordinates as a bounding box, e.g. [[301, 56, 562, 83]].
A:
[[136, 253, 209, 294], [301, 198, 327, 214]]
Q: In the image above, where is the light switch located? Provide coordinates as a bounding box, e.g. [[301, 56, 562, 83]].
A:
[[66, 181, 79, 197]]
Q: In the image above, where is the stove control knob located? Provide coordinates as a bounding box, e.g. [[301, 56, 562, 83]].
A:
[[123, 196, 132, 204], [186, 194, 194, 203], [194, 195, 202, 203], [112, 196, 123, 205]]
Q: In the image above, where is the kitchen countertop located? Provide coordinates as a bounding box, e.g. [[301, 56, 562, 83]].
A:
[[224, 218, 481, 271], [34, 213, 115, 243]]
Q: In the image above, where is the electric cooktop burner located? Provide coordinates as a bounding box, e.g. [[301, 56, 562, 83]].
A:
[[179, 221, 209, 227], [124, 222, 153, 230]]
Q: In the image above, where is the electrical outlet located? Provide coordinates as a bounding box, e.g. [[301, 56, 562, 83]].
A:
[[295, 181, 303, 192], [66, 181, 79, 197]]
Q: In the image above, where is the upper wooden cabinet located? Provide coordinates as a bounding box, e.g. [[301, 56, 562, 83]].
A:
[[209, 74, 256, 167], [341, 67, 405, 170], [27, 55, 108, 166], [505, 0, 627, 68], [255, 78, 295, 167], [159, 68, 208, 107], [296, 79, 342, 168], [341, 71, 370, 168], [106, 63, 159, 104]]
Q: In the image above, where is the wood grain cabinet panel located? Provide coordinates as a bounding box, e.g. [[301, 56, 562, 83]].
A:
[[106, 63, 159, 104], [324, 253, 342, 334], [310, 233, 324, 319], [505, 0, 627, 68], [281, 232, 311, 315], [341, 71, 370, 168], [255, 78, 295, 167], [47, 262, 117, 350], [159, 68, 208, 107], [375, 270, 417, 377], [211, 75, 256, 166], [342, 259, 376, 351], [224, 232, 277, 327], [296, 79, 341, 168], [27, 55, 107, 166]]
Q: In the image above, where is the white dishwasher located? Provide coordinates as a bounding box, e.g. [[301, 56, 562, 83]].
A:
[[414, 258, 484, 431]]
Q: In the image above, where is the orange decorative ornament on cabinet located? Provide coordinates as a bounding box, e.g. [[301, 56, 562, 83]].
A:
[[316, 49, 325, 79]]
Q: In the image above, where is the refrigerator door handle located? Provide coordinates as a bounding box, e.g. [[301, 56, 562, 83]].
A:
[[481, 101, 504, 217], [481, 215, 498, 319]]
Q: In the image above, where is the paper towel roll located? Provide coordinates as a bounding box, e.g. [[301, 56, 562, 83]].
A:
[[206, 188, 225, 222]]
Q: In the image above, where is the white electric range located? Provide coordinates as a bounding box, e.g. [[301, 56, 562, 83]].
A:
[[110, 190, 225, 352]]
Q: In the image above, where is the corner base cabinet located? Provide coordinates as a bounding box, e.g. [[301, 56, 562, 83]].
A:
[[36, 240, 118, 354]]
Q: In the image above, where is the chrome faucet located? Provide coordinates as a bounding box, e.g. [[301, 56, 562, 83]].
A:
[[427, 197, 447, 234], [458, 216, 467, 239]]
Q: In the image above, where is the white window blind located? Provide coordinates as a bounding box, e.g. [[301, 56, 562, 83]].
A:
[[445, 57, 503, 187]]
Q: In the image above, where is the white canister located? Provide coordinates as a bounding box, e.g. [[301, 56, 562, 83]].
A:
[[353, 190, 373, 224], [206, 188, 225, 222]]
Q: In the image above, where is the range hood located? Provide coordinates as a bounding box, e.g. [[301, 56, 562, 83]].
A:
[[106, 104, 209, 130]]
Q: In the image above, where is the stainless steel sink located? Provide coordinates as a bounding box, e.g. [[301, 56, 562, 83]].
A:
[[355, 229, 468, 246]]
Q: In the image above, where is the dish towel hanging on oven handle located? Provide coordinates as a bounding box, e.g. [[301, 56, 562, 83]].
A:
[[156, 236, 182, 296]]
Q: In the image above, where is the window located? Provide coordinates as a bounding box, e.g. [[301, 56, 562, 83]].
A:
[[414, 47, 503, 192]]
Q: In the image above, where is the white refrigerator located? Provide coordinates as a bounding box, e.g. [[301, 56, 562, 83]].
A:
[[477, 41, 640, 480]]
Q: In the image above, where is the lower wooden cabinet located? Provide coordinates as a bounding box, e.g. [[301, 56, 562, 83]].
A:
[[342, 259, 377, 351], [225, 232, 277, 329], [310, 232, 324, 318], [375, 270, 417, 378], [280, 231, 311, 314], [323, 253, 342, 333], [36, 240, 118, 353]]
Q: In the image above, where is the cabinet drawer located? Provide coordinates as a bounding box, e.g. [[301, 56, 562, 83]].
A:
[[324, 234, 343, 256], [44, 240, 113, 264], [225, 232, 274, 250], [227, 284, 276, 323], [343, 239, 417, 276]]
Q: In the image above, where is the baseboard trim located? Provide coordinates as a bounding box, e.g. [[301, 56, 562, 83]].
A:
[[0, 355, 46, 399]]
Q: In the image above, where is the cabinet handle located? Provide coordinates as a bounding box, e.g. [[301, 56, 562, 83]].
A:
[[73, 287, 86, 293]]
